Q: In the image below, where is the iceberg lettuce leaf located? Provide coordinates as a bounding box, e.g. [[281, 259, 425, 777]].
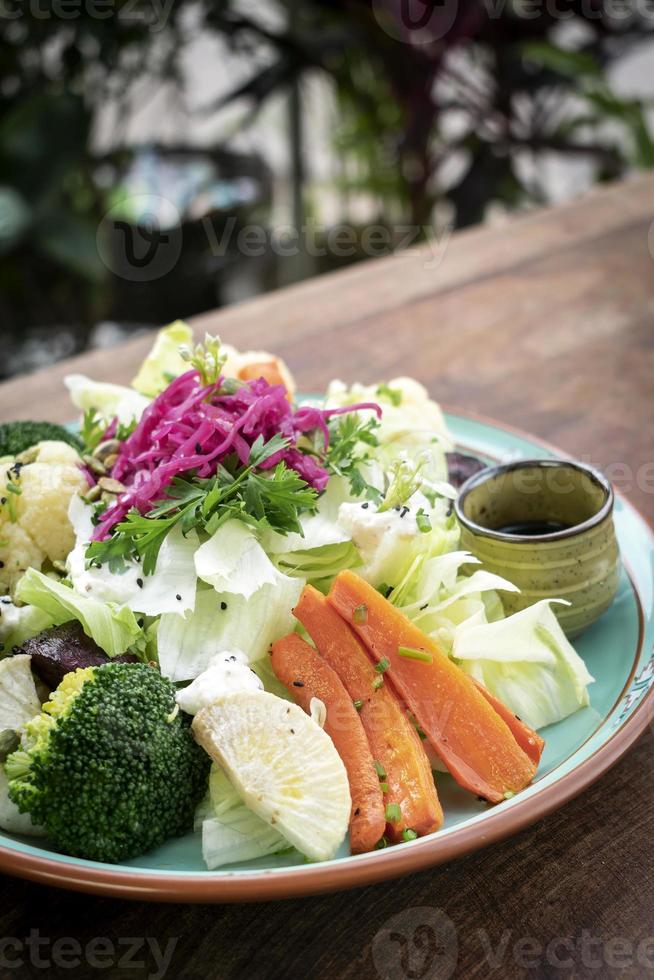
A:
[[15, 568, 142, 657], [131, 320, 193, 397], [194, 521, 278, 599], [158, 573, 304, 681], [64, 374, 150, 424], [200, 766, 289, 869], [453, 600, 594, 729]]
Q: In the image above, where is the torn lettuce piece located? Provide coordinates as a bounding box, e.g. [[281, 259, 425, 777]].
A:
[[199, 766, 289, 869], [339, 500, 459, 589], [68, 499, 198, 616], [453, 600, 594, 730], [131, 320, 193, 397], [272, 541, 360, 591], [64, 374, 150, 425], [194, 521, 278, 600], [158, 574, 303, 681], [325, 377, 452, 484], [15, 568, 141, 658], [0, 655, 41, 735]]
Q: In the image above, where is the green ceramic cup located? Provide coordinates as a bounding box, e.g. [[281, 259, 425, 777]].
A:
[[454, 458, 620, 637]]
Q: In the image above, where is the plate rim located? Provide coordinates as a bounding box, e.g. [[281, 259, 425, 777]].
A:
[[0, 406, 652, 903]]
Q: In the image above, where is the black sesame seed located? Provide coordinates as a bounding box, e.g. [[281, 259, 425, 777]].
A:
[[136, 578, 143, 588], [290, 728, 295, 734], [0, 498, 5, 505], [137, 618, 144, 628], [176, 594, 182, 601], [292, 680, 305, 688], [419, 603, 428, 611], [220, 601, 227, 610], [195, 443, 202, 454], [361, 502, 369, 509], [0, 561, 4, 569], [354, 807, 361, 816]]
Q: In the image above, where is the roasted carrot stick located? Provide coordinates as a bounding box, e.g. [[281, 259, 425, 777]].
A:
[[271, 632, 386, 853], [470, 678, 544, 766], [327, 571, 538, 803], [294, 585, 443, 841]]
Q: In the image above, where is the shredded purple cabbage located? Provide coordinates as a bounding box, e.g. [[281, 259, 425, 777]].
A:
[[92, 370, 380, 540]]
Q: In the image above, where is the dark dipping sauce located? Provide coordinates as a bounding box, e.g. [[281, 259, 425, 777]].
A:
[[494, 519, 572, 536]]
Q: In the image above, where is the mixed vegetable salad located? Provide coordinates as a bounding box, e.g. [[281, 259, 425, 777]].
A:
[[0, 323, 594, 867]]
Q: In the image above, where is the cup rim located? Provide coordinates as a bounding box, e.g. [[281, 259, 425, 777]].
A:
[[454, 458, 614, 543]]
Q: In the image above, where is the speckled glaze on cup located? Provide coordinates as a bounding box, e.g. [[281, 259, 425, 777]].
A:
[[455, 459, 620, 637]]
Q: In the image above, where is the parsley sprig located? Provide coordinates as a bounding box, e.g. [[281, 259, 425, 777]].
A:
[[86, 434, 318, 575], [322, 413, 381, 501]]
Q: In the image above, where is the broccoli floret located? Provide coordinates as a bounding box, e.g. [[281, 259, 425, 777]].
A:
[[4, 663, 210, 863], [0, 422, 82, 459]]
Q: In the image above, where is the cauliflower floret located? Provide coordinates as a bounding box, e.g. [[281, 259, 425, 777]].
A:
[[0, 441, 87, 594], [0, 524, 45, 593], [28, 440, 81, 467]]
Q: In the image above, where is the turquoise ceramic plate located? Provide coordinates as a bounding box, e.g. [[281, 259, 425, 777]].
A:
[[0, 410, 652, 902]]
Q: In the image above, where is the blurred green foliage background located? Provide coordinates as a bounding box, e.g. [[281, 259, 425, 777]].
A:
[[1, 0, 653, 376]]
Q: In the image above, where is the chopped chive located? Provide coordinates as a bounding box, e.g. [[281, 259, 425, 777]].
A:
[[402, 828, 418, 842], [374, 836, 389, 850], [380, 782, 389, 793], [353, 699, 363, 711], [377, 582, 392, 598], [385, 803, 401, 823], [398, 646, 433, 663], [417, 727, 427, 740], [503, 790, 515, 800], [416, 508, 431, 533], [353, 603, 368, 624], [375, 657, 390, 674], [373, 675, 384, 690], [373, 760, 387, 780]]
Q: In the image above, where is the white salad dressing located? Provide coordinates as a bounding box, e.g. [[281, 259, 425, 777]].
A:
[[175, 650, 263, 716]]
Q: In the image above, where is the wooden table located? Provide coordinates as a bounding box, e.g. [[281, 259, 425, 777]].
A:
[[0, 175, 653, 979]]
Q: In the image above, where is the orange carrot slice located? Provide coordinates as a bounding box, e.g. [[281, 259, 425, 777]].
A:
[[470, 678, 544, 766], [238, 361, 288, 390], [294, 585, 443, 841], [327, 571, 538, 803], [271, 632, 386, 853]]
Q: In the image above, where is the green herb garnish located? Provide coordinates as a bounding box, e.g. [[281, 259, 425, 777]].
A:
[[353, 603, 368, 624], [398, 646, 433, 664], [416, 508, 432, 533], [86, 434, 318, 575], [385, 803, 401, 823]]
